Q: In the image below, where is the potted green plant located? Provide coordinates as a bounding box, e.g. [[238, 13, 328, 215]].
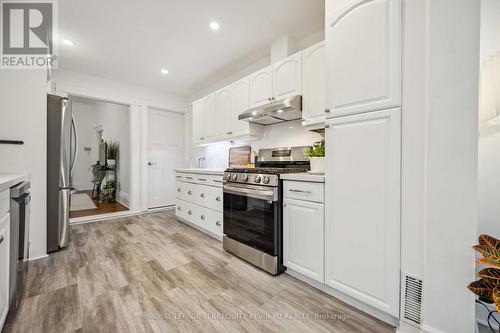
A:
[[467, 234, 500, 330], [100, 179, 117, 202], [305, 139, 325, 173], [106, 142, 119, 167]]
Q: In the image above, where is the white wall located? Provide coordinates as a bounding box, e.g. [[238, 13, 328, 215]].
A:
[[54, 69, 190, 213], [423, 1, 480, 333], [0, 70, 48, 260], [72, 98, 131, 206], [480, 0, 500, 63]]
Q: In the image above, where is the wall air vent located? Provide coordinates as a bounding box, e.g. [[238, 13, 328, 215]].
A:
[[402, 274, 423, 325]]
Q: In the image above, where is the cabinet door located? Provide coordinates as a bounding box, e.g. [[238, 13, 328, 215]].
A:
[[0, 213, 10, 330], [283, 198, 324, 282], [249, 66, 273, 107], [272, 52, 302, 101], [202, 93, 217, 139], [231, 77, 251, 135], [325, 108, 401, 316], [215, 86, 233, 138], [326, 0, 401, 117], [302, 41, 326, 127], [192, 98, 205, 143]]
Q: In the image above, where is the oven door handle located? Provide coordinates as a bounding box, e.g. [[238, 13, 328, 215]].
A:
[[223, 184, 277, 202]]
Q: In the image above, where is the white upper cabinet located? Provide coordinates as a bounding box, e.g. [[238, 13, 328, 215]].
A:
[[215, 86, 233, 137], [302, 41, 326, 128], [231, 76, 251, 136], [326, 0, 401, 117], [272, 52, 302, 101], [250, 66, 273, 108], [324, 108, 401, 317], [192, 98, 205, 143], [202, 93, 216, 138]]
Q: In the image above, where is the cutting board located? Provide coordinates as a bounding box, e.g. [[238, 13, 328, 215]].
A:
[[229, 146, 252, 168]]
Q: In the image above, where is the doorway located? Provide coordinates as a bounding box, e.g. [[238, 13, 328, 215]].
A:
[[69, 95, 131, 219], [147, 108, 185, 208]]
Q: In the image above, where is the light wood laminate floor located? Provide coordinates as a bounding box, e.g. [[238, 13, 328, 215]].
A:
[[3, 211, 396, 333]]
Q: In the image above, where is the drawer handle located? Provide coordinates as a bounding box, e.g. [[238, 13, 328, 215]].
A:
[[198, 178, 207, 181], [216, 221, 221, 226], [216, 196, 221, 202], [176, 175, 182, 178], [0, 235, 3, 244], [177, 188, 181, 192], [177, 206, 181, 211], [289, 189, 312, 194], [186, 177, 193, 180], [201, 215, 205, 221], [200, 193, 205, 198], [212, 180, 223, 183], [188, 210, 192, 215], [188, 190, 192, 195]]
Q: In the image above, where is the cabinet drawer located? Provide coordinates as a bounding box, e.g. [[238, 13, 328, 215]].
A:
[[283, 181, 324, 203], [197, 207, 223, 237], [175, 199, 188, 220], [194, 185, 223, 212], [0, 190, 9, 218]]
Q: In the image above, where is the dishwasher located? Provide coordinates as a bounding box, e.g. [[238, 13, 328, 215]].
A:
[[9, 181, 30, 313]]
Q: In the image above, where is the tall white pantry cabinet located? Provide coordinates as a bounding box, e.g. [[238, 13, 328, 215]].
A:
[[324, 0, 402, 318]]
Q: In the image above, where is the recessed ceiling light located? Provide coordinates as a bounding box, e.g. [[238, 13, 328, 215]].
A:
[[209, 21, 220, 31], [62, 39, 75, 46], [161, 68, 169, 75]]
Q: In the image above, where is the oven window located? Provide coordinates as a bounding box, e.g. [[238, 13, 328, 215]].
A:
[[223, 192, 277, 256]]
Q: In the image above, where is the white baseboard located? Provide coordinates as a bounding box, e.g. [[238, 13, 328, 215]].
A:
[[117, 190, 130, 208]]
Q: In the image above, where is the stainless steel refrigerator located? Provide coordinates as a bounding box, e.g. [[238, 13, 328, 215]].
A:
[[47, 94, 77, 253]]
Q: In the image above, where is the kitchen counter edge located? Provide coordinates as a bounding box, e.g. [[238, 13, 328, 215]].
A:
[[280, 173, 325, 183], [175, 168, 225, 176], [0, 173, 29, 193]]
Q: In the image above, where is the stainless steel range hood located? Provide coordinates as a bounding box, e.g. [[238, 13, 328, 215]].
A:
[[238, 95, 302, 125]]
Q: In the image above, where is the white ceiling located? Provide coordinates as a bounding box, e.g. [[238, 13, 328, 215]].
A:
[[57, 0, 324, 97]]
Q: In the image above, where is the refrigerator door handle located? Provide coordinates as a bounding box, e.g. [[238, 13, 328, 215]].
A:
[[59, 189, 70, 248], [70, 116, 78, 176], [60, 98, 72, 189]]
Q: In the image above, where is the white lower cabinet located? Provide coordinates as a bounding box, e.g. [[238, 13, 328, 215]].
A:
[[0, 212, 10, 331], [283, 197, 324, 282], [175, 171, 223, 239], [324, 108, 401, 317]]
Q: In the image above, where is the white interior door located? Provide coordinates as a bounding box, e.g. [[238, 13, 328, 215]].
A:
[[147, 109, 185, 209]]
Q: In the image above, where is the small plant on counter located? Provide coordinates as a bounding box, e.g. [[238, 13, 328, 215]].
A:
[[467, 234, 500, 331], [304, 139, 325, 158], [304, 139, 325, 173], [101, 179, 117, 203]]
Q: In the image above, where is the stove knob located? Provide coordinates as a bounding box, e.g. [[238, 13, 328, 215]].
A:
[[254, 175, 261, 183], [225, 173, 231, 180], [241, 174, 248, 182], [262, 176, 270, 184], [231, 174, 238, 181]]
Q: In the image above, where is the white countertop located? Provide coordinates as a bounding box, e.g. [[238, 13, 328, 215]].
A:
[[280, 173, 325, 183], [0, 173, 28, 193], [175, 168, 225, 175]]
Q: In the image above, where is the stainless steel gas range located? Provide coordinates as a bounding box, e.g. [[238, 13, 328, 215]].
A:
[[222, 146, 310, 275]]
